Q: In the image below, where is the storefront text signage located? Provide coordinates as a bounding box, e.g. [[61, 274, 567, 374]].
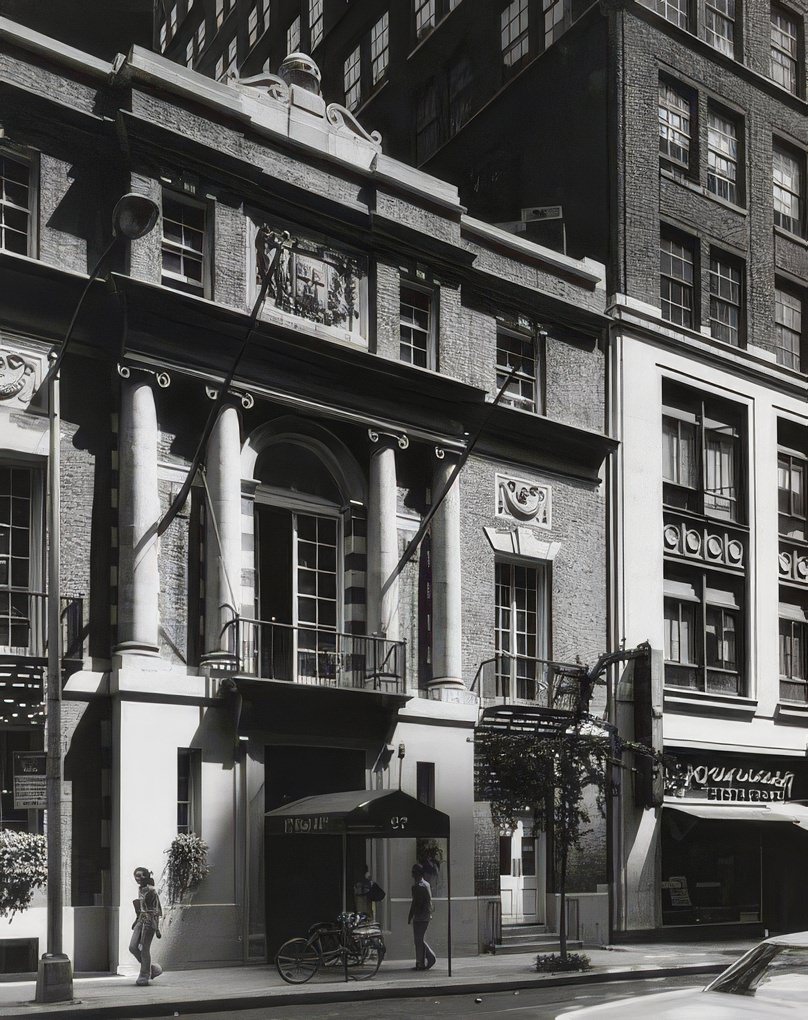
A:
[[283, 815, 329, 834], [670, 763, 795, 802], [13, 751, 46, 809]]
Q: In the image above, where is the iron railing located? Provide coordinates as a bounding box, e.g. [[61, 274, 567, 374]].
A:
[[224, 617, 406, 694], [0, 588, 84, 661], [471, 653, 585, 712]]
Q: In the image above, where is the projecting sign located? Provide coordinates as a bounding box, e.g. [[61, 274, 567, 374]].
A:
[[521, 205, 564, 222], [13, 751, 46, 809]]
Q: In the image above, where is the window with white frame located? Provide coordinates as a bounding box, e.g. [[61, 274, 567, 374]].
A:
[[543, 0, 566, 49], [399, 283, 434, 368], [371, 12, 390, 85], [705, 0, 735, 55], [495, 561, 548, 701], [248, 2, 259, 46], [779, 599, 808, 703], [775, 285, 803, 370], [707, 107, 739, 204], [287, 14, 301, 53], [415, 0, 437, 37], [658, 79, 692, 171], [654, 0, 689, 29], [771, 4, 800, 93], [0, 465, 37, 654], [309, 0, 324, 49], [0, 152, 32, 257], [496, 324, 541, 412], [501, 0, 529, 67], [660, 231, 695, 328], [161, 192, 207, 296], [779, 448, 806, 538], [343, 45, 361, 110], [774, 142, 803, 235], [709, 252, 742, 346]]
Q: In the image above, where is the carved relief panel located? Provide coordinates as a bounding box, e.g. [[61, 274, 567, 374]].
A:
[[496, 474, 551, 529], [663, 514, 745, 572]]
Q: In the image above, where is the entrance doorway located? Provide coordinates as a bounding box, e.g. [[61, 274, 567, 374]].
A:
[[500, 821, 544, 923]]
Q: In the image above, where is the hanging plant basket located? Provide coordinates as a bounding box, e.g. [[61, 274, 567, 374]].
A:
[[163, 833, 210, 907], [0, 830, 47, 919]]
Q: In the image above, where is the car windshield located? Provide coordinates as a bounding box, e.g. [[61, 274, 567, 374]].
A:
[[707, 943, 808, 1002]]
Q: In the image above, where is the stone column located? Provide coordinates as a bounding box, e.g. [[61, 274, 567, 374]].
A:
[[204, 403, 243, 662], [431, 449, 463, 688], [116, 376, 159, 653], [366, 431, 401, 641]]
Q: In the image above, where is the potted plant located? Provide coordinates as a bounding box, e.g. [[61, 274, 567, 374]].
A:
[[163, 833, 209, 907]]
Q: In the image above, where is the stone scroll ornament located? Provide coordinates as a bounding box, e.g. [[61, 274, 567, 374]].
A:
[[0, 352, 37, 408], [497, 475, 550, 525], [255, 224, 362, 333]]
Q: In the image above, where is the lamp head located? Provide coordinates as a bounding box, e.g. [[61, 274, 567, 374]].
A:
[[112, 193, 159, 241]]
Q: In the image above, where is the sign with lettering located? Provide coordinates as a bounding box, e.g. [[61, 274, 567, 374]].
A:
[[666, 761, 796, 802], [282, 815, 330, 834], [13, 751, 46, 809]]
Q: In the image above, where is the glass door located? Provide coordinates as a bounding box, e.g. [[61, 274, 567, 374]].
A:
[[495, 562, 546, 700], [294, 512, 339, 683]]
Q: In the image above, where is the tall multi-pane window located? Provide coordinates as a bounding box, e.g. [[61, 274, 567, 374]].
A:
[[416, 79, 440, 162], [771, 4, 800, 93], [775, 286, 803, 370], [709, 253, 742, 346], [399, 284, 434, 368], [0, 153, 31, 256], [177, 749, 201, 835], [287, 14, 301, 54], [495, 562, 547, 701], [309, 0, 324, 49], [773, 143, 803, 235], [215, 0, 224, 28], [0, 466, 33, 653], [501, 0, 529, 68], [543, 0, 566, 48], [496, 327, 540, 412], [195, 19, 206, 58], [660, 233, 695, 328], [415, 0, 437, 36], [371, 13, 390, 85], [655, 0, 689, 30], [779, 451, 806, 537], [448, 55, 473, 134], [707, 109, 739, 204], [343, 45, 361, 111], [658, 80, 692, 171], [248, 3, 259, 46], [161, 194, 206, 295], [779, 604, 808, 703], [705, 0, 735, 55]]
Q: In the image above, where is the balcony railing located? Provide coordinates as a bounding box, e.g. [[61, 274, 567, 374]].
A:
[[224, 617, 406, 695], [0, 588, 84, 661], [471, 653, 585, 712]]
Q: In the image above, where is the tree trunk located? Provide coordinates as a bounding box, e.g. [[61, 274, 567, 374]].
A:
[[559, 844, 567, 962]]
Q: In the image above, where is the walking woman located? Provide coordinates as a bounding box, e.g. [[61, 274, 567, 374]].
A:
[[130, 867, 163, 986]]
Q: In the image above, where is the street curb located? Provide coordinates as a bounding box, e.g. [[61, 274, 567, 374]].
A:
[[0, 962, 726, 1018]]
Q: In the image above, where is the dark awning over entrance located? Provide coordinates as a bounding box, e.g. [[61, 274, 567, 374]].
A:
[[266, 788, 450, 838]]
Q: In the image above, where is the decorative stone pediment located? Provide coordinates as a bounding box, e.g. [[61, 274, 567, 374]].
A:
[[496, 474, 551, 528], [484, 526, 561, 562]]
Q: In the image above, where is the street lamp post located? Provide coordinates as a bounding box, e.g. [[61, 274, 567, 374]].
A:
[[33, 194, 158, 1004]]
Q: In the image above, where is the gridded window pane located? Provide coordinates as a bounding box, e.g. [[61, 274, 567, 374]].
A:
[[664, 598, 696, 665], [495, 562, 544, 700], [0, 154, 30, 257], [779, 453, 807, 538], [0, 466, 31, 653], [309, 0, 324, 49], [771, 5, 799, 93], [496, 329, 538, 411], [655, 0, 689, 30], [780, 618, 808, 702], [343, 45, 361, 110], [709, 255, 742, 346], [705, 0, 735, 55], [287, 14, 301, 54], [707, 110, 738, 204], [416, 79, 440, 161], [400, 285, 432, 367], [658, 81, 691, 169], [543, 0, 565, 48], [775, 287, 803, 369], [415, 0, 436, 36], [660, 234, 694, 327], [501, 0, 529, 67], [704, 429, 738, 520], [706, 606, 737, 670], [161, 195, 206, 293], [774, 145, 803, 234], [371, 13, 390, 85], [662, 417, 697, 488], [248, 3, 259, 45]]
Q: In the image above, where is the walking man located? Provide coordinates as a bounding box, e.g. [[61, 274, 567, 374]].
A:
[[408, 863, 436, 971], [130, 867, 163, 986]]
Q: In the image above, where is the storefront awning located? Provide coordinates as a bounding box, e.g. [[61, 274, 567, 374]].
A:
[[665, 801, 808, 829], [266, 788, 450, 838]]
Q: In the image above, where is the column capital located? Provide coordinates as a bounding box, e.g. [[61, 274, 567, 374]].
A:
[[206, 385, 254, 410], [433, 445, 462, 463], [368, 427, 409, 451], [117, 361, 171, 390]]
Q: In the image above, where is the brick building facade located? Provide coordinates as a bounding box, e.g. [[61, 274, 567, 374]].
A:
[[0, 17, 610, 972]]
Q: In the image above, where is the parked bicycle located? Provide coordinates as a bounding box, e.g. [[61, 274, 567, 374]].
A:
[[275, 911, 386, 984]]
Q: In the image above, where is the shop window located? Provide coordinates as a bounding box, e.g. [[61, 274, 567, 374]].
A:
[[775, 284, 803, 370], [707, 106, 740, 205], [660, 230, 696, 328], [659, 79, 694, 173], [663, 569, 744, 695], [177, 748, 201, 834], [400, 282, 435, 369], [496, 321, 543, 413], [161, 192, 208, 297], [708, 251, 743, 347], [661, 384, 744, 522], [501, 0, 529, 70], [0, 731, 40, 833], [417, 762, 435, 807], [773, 141, 804, 236], [705, 0, 735, 55], [770, 3, 800, 94], [779, 599, 808, 704], [0, 151, 34, 258]]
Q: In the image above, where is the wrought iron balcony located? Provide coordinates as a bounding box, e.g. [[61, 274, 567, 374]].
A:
[[470, 653, 584, 712], [0, 588, 84, 662], [224, 617, 406, 695]]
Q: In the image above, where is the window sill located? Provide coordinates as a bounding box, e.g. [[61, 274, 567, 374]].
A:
[[774, 225, 808, 249], [663, 686, 757, 718], [660, 169, 747, 216], [775, 701, 808, 725]]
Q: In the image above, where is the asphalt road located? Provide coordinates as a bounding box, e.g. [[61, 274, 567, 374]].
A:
[[163, 973, 706, 1019]]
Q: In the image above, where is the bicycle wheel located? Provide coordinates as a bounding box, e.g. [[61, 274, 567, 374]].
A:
[[347, 938, 384, 980], [275, 938, 320, 984]]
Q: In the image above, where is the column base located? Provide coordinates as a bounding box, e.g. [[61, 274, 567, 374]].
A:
[[35, 954, 74, 1004], [113, 641, 160, 655], [426, 679, 477, 705], [200, 650, 240, 672]]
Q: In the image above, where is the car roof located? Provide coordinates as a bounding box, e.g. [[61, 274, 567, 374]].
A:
[[765, 931, 808, 947]]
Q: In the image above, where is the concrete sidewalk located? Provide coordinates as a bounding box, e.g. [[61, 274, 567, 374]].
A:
[[0, 940, 756, 1019]]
